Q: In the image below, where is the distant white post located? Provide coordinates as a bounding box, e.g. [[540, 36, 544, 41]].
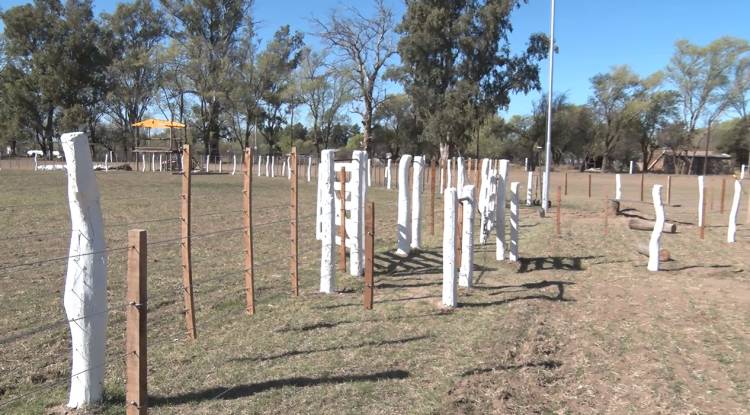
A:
[[386, 158, 392, 189], [34, 153, 39, 171], [439, 163, 444, 194], [698, 175, 705, 227], [629, 160, 634, 175], [524, 157, 528, 171], [396, 155, 413, 256], [727, 180, 742, 243], [741, 164, 746, 180], [218, 156, 222, 173], [456, 157, 465, 191], [102, 153, 107, 172], [231, 154, 237, 175], [447, 158, 453, 189], [159, 154, 163, 172], [496, 160, 509, 260], [287, 155, 292, 179], [648, 184, 664, 272], [307, 156, 312, 182], [367, 158, 372, 187], [61, 132, 107, 408], [319, 150, 336, 293], [442, 187, 457, 307], [526, 171, 533, 206], [151, 154, 155, 172], [478, 159, 491, 243], [615, 174, 622, 200], [411, 156, 425, 250], [141, 154, 146, 172], [271, 156, 275, 177], [458, 185, 475, 288], [509, 181, 520, 262]]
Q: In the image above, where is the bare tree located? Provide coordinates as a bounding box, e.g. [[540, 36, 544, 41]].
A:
[[314, 0, 396, 153]]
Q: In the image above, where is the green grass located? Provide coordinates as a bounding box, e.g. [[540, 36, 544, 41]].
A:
[[0, 167, 749, 414]]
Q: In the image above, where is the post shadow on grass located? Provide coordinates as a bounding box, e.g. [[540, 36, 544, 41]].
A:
[[660, 264, 732, 272], [226, 334, 431, 364], [461, 280, 574, 308], [149, 370, 410, 406], [517, 256, 599, 273], [374, 248, 495, 277], [275, 312, 444, 333]]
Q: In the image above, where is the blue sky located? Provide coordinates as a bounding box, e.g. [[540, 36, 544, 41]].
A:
[[2, 0, 749, 118]]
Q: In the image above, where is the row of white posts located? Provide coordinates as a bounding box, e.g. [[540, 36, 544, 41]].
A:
[[316, 150, 368, 293]]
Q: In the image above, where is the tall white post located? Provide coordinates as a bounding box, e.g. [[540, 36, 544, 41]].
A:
[[439, 165, 444, 194], [61, 132, 107, 408], [456, 157, 465, 191], [447, 158, 453, 189], [350, 150, 367, 276], [411, 156, 425, 250], [629, 160, 634, 175], [232, 154, 237, 175], [319, 150, 336, 293], [103, 153, 108, 172], [218, 156, 222, 173], [509, 182, 520, 262], [386, 158, 392, 189], [34, 153, 39, 171], [265, 155, 270, 176], [526, 171, 533, 206], [442, 187, 457, 307], [141, 154, 146, 172], [496, 160, 509, 260], [396, 155, 413, 256], [159, 154, 163, 172], [287, 155, 292, 179], [524, 157, 528, 171], [257, 155, 262, 176], [698, 175, 705, 227], [307, 156, 312, 182], [478, 159, 491, 244], [615, 174, 622, 201], [648, 184, 665, 272], [458, 185, 475, 287], [727, 180, 742, 243], [151, 154, 155, 172], [271, 156, 275, 177]]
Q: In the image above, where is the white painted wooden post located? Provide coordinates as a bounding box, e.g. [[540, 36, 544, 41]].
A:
[[524, 157, 528, 171], [456, 156, 465, 191], [265, 155, 270, 176], [459, 185, 475, 288], [698, 175, 705, 227], [34, 153, 38, 171], [141, 154, 146, 172], [509, 181, 520, 262], [526, 171, 533, 206], [232, 154, 237, 175], [442, 188, 458, 307], [319, 150, 336, 293], [496, 160, 509, 260], [629, 160, 634, 175], [307, 156, 312, 182], [61, 132, 107, 408], [151, 154, 155, 172], [396, 155, 413, 256], [478, 159, 491, 244], [257, 155, 262, 176], [350, 150, 367, 276], [648, 184, 664, 272], [282, 159, 287, 178], [728, 180, 742, 243], [367, 158, 372, 187], [439, 165, 444, 194], [741, 164, 746, 180], [411, 156, 425, 250], [386, 158, 392, 190], [218, 156, 222, 173], [103, 153, 108, 172], [159, 154, 163, 172], [271, 156, 275, 177], [615, 174, 622, 200]]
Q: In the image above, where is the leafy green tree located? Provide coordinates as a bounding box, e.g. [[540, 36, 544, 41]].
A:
[[396, 0, 549, 160], [102, 0, 166, 154], [373, 93, 422, 157]]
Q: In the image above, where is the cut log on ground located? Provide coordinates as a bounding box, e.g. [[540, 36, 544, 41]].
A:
[[637, 244, 670, 261], [607, 199, 620, 216], [628, 218, 677, 233]]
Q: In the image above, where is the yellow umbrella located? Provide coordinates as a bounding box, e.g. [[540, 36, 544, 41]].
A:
[[132, 119, 186, 129]]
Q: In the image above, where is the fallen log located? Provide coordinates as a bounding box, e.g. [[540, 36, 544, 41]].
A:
[[628, 218, 677, 233], [636, 244, 671, 262]]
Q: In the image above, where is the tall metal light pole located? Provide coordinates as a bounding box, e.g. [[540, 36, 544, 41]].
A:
[[542, 0, 556, 213]]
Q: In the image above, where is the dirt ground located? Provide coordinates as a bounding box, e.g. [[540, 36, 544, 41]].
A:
[[0, 166, 748, 414]]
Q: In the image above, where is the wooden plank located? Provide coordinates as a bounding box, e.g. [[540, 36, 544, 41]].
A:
[[338, 167, 347, 271], [180, 145, 197, 339], [290, 147, 299, 296], [126, 229, 147, 415], [243, 148, 255, 315], [364, 202, 375, 310]]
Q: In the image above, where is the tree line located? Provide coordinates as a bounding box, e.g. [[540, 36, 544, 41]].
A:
[[0, 0, 747, 173]]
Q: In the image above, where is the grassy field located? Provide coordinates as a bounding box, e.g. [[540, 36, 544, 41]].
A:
[[0, 166, 749, 414]]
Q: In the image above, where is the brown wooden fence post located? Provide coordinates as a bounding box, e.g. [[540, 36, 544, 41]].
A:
[[603, 196, 609, 236], [700, 185, 706, 240], [556, 185, 562, 237], [364, 202, 375, 310], [180, 145, 196, 339], [430, 160, 436, 236], [126, 229, 147, 415], [640, 173, 645, 202], [242, 148, 255, 315], [666, 175, 672, 205], [338, 167, 347, 271], [564, 171, 568, 196], [290, 146, 299, 296], [720, 178, 726, 214], [588, 173, 592, 198]]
